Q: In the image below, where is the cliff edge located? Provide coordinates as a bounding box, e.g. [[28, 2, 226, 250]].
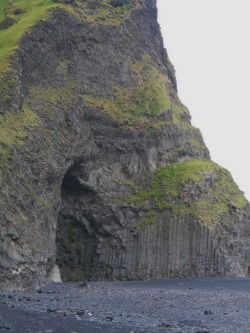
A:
[[0, 0, 250, 290]]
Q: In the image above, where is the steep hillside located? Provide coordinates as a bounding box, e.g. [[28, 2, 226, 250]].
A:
[[0, 0, 250, 290]]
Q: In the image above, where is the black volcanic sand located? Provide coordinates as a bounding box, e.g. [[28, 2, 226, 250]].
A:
[[0, 277, 250, 333]]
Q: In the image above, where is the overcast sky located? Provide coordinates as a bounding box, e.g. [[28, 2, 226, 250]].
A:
[[157, 0, 250, 201]]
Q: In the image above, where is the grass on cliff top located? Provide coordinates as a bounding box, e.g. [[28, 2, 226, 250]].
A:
[[131, 159, 248, 226], [0, 0, 67, 74]]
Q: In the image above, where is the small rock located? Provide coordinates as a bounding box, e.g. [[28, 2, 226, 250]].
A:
[[46, 290, 55, 294], [0, 16, 16, 30], [46, 308, 56, 313], [76, 310, 85, 316], [157, 322, 171, 328], [0, 324, 11, 330], [75, 315, 82, 321], [204, 310, 213, 315]]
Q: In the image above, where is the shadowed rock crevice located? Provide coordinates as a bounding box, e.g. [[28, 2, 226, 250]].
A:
[[56, 165, 99, 281], [56, 164, 119, 281]]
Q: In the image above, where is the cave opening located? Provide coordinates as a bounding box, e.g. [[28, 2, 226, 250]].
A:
[[55, 165, 99, 282]]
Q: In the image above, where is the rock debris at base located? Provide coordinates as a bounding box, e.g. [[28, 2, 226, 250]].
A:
[[0, 277, 250, 333]]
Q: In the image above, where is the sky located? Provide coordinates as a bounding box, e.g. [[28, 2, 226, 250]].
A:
[[157, 0, 250, 201]]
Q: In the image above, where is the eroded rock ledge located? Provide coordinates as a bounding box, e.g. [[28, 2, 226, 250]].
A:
[[0, 0, 250, 290]]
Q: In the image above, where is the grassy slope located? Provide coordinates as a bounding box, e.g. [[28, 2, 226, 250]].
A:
[[130, 159, 247, 226], [0, 0, 9, 19]]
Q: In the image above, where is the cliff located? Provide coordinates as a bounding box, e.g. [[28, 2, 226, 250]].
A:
[[0, 0, 250, 290]]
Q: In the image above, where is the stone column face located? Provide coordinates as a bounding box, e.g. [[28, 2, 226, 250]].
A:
[[55, 185, 250, 282]]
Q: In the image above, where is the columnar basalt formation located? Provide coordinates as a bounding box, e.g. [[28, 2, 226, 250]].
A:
[[0, 0, 250, 290]]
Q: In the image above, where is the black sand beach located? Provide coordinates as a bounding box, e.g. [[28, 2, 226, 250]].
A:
[[1, 277, 250, 333]]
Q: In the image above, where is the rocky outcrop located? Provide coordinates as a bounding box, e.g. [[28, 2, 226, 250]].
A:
[[0, 0, 250, 290], [56, 159, 250, 281]]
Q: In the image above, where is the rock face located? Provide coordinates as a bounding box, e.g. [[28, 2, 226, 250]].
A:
[[0, 0, 250, 290]]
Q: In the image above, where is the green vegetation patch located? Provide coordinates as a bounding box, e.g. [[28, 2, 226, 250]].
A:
[[68, 0, 142, 25], [82, 57, 190, 130], [0, 77, 15, 110], [130, 159, 247, 226], [0, 0, 9, 20], [0, 0, 66, 74], [27, 83, 78, 114], [0, 104, 39, 166]]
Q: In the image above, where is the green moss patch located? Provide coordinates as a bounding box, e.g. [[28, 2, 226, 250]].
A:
[[82, 57, 190, 130], [3, 59, 195, 141], [67, 0, 142, 25], [0, 104, 39, 166], [130, 159, 247, 226], [27, 83, 78, 115]]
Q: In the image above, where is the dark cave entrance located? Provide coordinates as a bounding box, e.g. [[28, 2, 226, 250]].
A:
[[55, 166, 99, 282]]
